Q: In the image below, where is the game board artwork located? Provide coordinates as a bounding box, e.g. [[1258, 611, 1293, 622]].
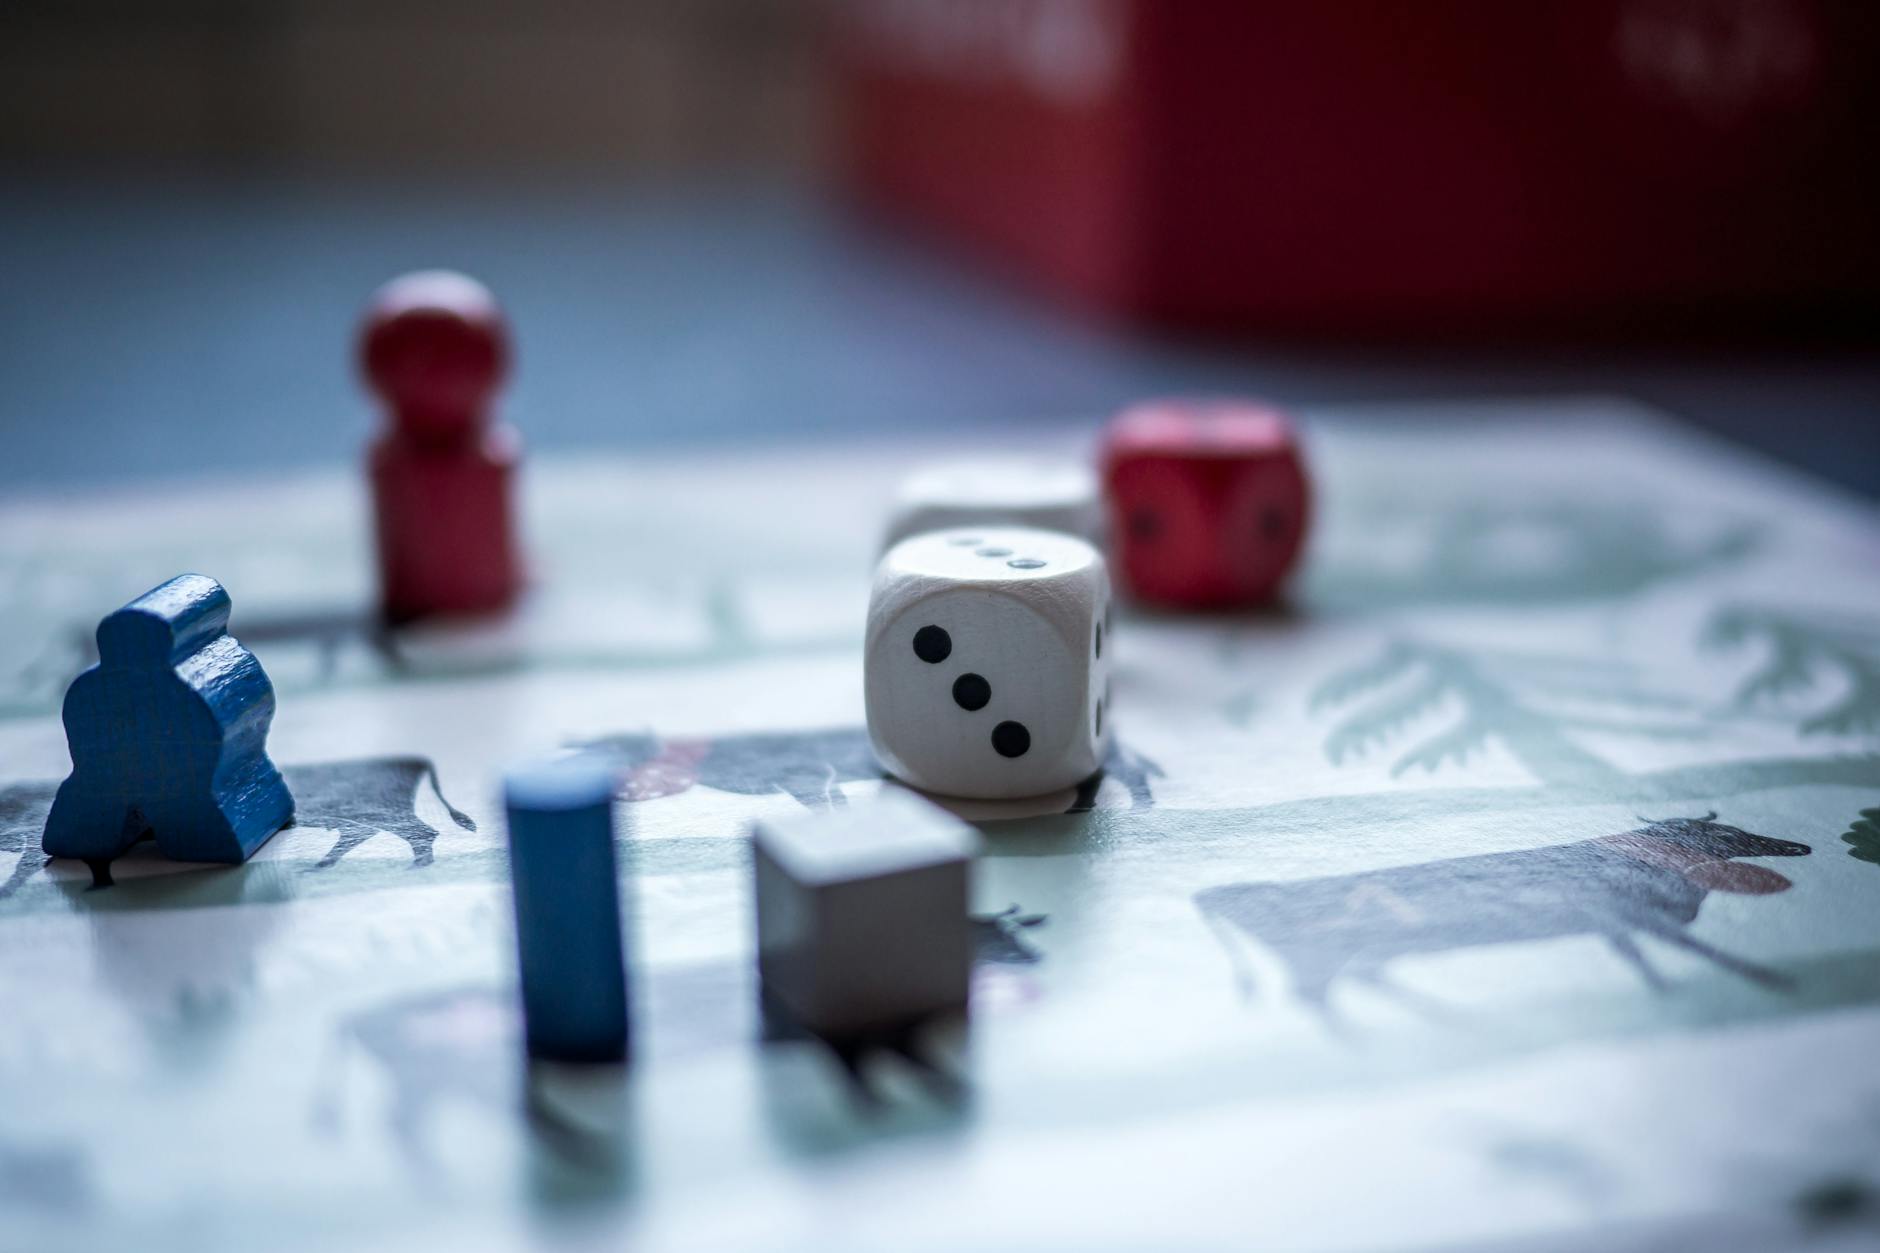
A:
[[1195, 815, 1811, 1017], [971, 905, 1048, 964], [1305, 498, 1758, 611], [1706, 604, 1880, 738], [285, 757, 475, 869], [0, 756, 472, 900], [0, 1134, 93, 1221], [1843, 808, 1880, 866], [583, 727, 882, 808], [1, 402, 1879, 1253], [579, 726, 1160, 813], [316, 905, 1053, 1172], [1309, 632, 1880, 804], [1312, 638, 1704, 786], [0, 780, 55, 900]]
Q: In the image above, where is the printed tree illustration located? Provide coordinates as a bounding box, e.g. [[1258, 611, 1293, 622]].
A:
[[1705, 605, 1880, 738], [1843, 807, 1880, 867], [1312, 638, 1706, 788], [1311, 500, 1757, 610]]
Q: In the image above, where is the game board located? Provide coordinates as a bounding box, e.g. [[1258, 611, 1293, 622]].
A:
[[1, 396, 1877, 1252]]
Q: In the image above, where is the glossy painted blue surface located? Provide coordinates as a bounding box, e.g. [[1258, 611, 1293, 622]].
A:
[[42, 574, 295, 864], [504, 755, 629, 1064]]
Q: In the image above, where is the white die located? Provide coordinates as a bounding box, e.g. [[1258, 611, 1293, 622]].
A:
[[866, 526, 1112, 800], [880, 457, 1102, 553]]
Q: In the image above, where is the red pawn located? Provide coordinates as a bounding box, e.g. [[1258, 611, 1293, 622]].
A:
[[1099, 398, 1311, 609], [362, 271, 524, 624]]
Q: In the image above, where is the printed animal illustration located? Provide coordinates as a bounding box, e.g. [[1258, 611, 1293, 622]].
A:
[[0, 756, 471, 899], [312, 986, 522, 1174], [1196, 813, 1810, 1015], [0, 782, 57, 901], [576, 726, 1160, 813], [321, 908, 1051, 1168], [972, 906, 1047, 964], [0, 1133, 93, 1216], [285, 757, 474, 868]]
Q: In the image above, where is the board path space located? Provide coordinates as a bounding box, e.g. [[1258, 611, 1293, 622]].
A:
[[0, 396, 1877, 1251]]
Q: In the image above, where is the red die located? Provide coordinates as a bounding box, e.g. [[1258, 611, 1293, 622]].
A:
[[361, 271, 524, 625], [1099, 399, 1311, 609]]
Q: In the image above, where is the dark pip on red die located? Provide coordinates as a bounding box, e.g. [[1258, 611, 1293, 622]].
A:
[[1098, 399, 1311, 609]]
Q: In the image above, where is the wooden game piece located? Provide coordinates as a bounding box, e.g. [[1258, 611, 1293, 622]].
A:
[[865, 526, 1111, 800], [503, 755, 629, 1064], [1098, 397, 1311, 608], [42, 574, 295, 865], [752, 788, 977, 1039], [881, 457, 1102, 552], [362, 270, 524, 625]]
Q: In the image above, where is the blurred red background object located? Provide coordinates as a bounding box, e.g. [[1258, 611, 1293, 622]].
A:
[[833, 0, 1880, 333]]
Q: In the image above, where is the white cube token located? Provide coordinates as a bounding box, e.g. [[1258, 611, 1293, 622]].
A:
[[880, 457, 1102, 553], [752, 789, 979, 1038]]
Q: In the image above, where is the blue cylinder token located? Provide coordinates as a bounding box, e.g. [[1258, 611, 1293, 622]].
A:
[[504, 755, 629, 1064]]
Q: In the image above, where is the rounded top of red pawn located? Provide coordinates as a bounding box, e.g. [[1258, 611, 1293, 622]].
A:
[[360, 270, 509, 437]]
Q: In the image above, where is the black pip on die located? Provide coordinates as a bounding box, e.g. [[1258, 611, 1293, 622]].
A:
[[865, 526, 1112, 800]]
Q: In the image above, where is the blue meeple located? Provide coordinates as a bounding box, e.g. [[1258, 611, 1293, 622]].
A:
[[42, 574, 295, 864]]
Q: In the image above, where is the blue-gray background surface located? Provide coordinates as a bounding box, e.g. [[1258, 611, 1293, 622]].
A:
[[2, 172, 1876, 497]]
